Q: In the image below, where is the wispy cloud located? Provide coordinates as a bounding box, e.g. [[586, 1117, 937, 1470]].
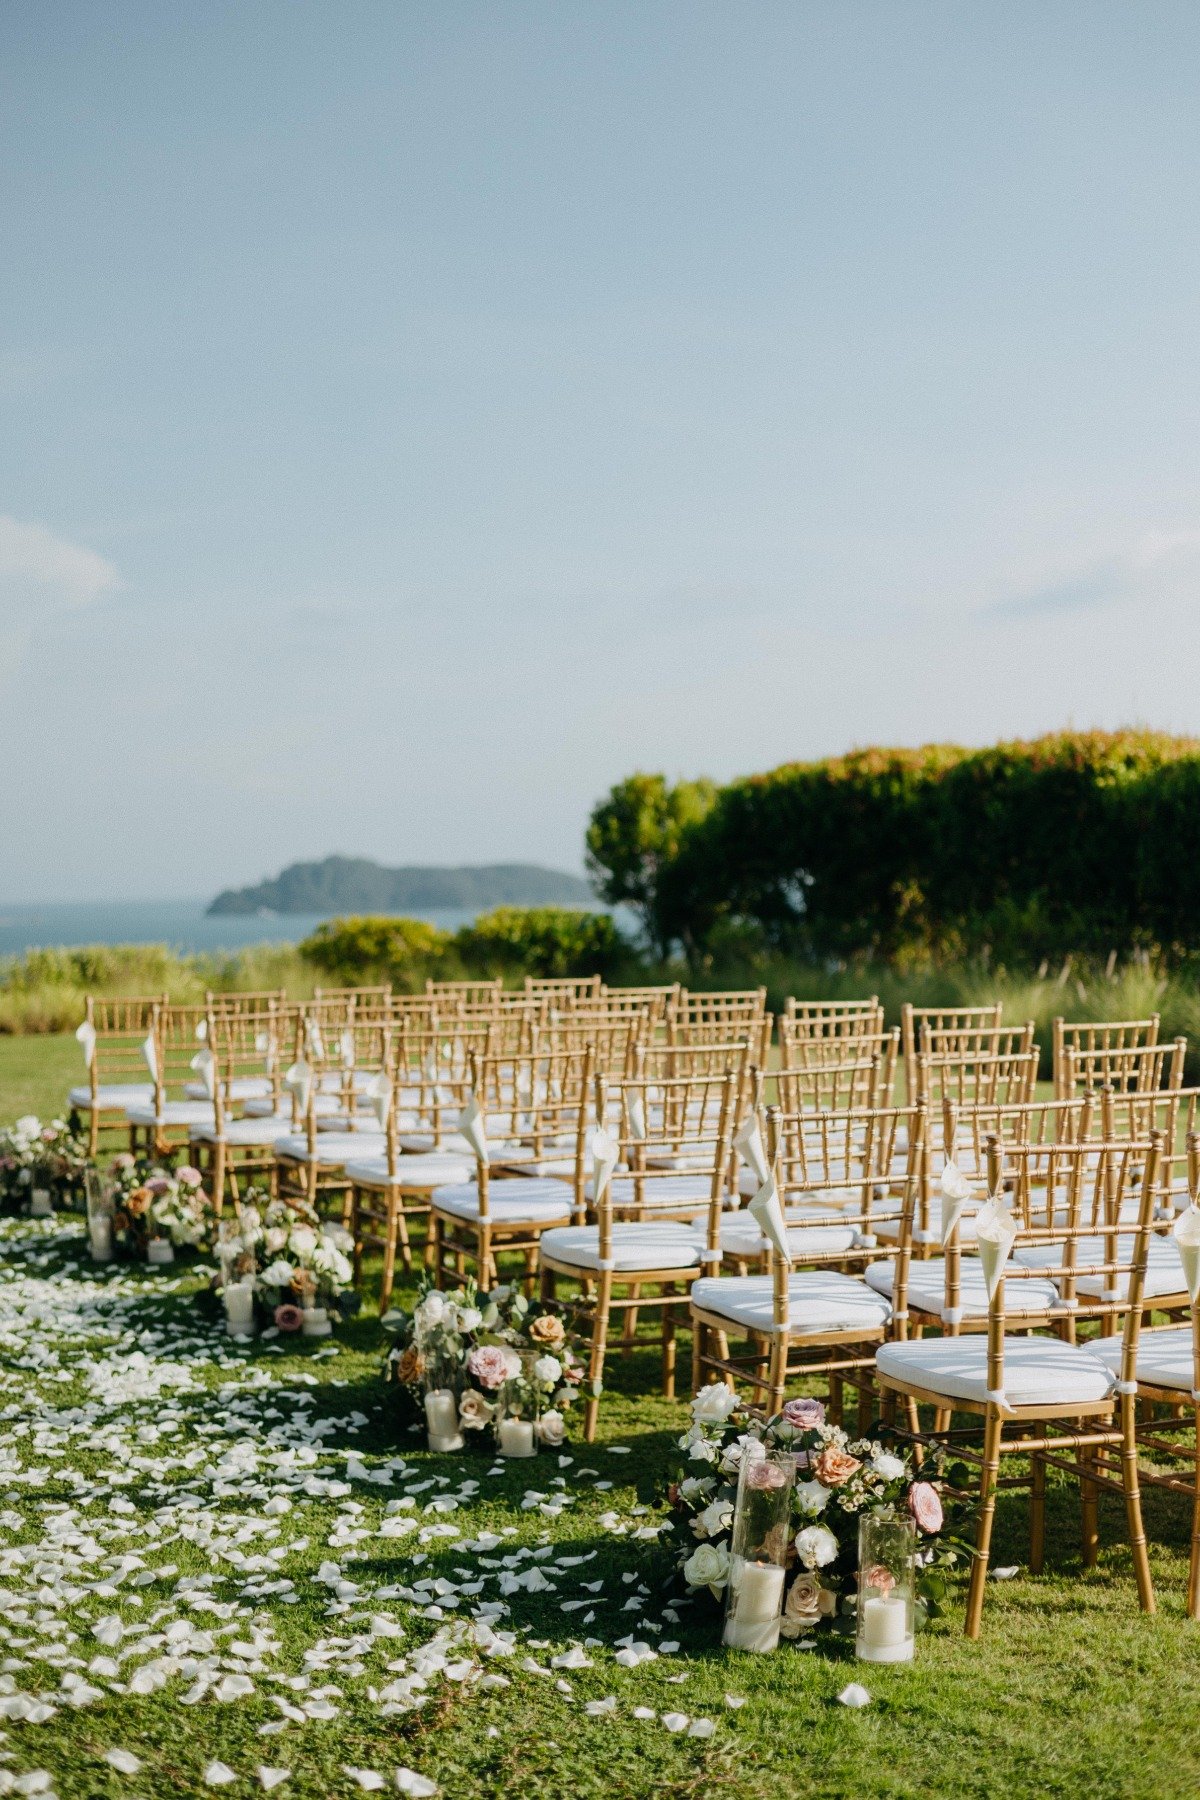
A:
[[984, 530, 1200, 621], [0, 516, 121, 679]]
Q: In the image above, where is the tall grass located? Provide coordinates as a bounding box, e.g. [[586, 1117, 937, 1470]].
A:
[[0, 942, 315, 1033]]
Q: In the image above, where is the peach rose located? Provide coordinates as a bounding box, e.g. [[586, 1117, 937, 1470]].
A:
[[396, 1346, 425, 1385], [812, 1448, 861, 1488], [529, 1313, 566, 1350]]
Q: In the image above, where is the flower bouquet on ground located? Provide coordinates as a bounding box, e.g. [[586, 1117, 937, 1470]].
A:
[[0, 1116, 90, 1215], [214, 1189, 360, 1334], [664, 1386, 965, 1641], [103, 1154, 215, 1262], [384, 1279, 585, 1451]]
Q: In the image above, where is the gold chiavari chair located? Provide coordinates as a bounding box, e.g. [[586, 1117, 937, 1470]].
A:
[[429, 1045, 591, 1291], [204, 987, 288, 1019], [394, 1016, 503, 1153], [667, 989, 768, 1047], [600, 982, 681, 1025], [900, 1002, 1003, 1097], [690, 1099, 926, 1422], [188, 1009, 304, 1215], [524, 974, 603, 1006], [783, 996, 885, 1041], [914, 1046, 1040, 1112], [1052, 1013, 1161, 1100], [876, 1130, 1164, 1636], [274, 1019, 394, 1217], [540, 1065, 737, 1439], [1060, 1036, 1185, 1100], [126, 1003, 224, 1157], [68, 994, 167, 1156], [778, 1021, 899, 1081], [540, 1008, 648, 1079], [775, 1043, 899, 1121], [425, 977, 504, 1007], [920, 1020, 1035, 1062]]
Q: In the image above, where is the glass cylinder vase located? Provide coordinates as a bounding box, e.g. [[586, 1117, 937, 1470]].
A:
[[84, 1167, 114, 1263], [496, 1351, 540, 1458], [423, 1352, 464, 1453], [722, 1445, 795, 1653], [856, 1511, 916, 1663]]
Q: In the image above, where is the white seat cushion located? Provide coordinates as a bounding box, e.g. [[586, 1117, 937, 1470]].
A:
[[877, 1335, 1115, 1409], [190, 1115, 298, 1146], [274, 1131, 387, 1167], [431, 1178, 574, 1227], [69, 1083, 154, 1111], [243, 1092, 341, 1119], [125, 1100, 216, 1128], [398, 1131, 519, 1159], [690, 1271, 891, 1337], [1014, 1236, 1185, 1301], [718, 1210, 857, 1260], [1088, 1325, 1195, 1391], [183, 1075, 272, 1102], [865, 1257, 1062, 1318], [584, 1173, 715, 1211], [344, 1153, 473, 1190], [541, 1223, 705, 1273]]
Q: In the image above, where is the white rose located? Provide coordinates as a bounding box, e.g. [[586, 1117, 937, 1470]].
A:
[[456, 1307, 482, 1334], [532, 1354, 562, 1386], [323, 1224, 354, 1253], [264, 1228, 288, 1255], [796, 1479, 831, 1516], [687, 1435, 718, 1465], [871, 1452, 906, 1482], [691, 1497, 734, 1540], [682, 1541, 730, 1596], [415, 1293, 449, 1330], [679, 1477, 714, 1503], [537, 1409, 566, 1446], [795, 1524, 839, 1569], [14, 1116, 39, 1138], [691, 1383, 739, 1427], [289, 1225, 318, 1258], [262, 1260, 295, 1287]]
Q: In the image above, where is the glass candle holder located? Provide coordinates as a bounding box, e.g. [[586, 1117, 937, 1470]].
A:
[[423, 1352, 464, 1452], [723, 1445, 795, 1652], [84, 1167, 114, 1263], [30, 1188, 52, 1218], [856, 1512, 916, 1663], [496, 1352, 540, 1458]]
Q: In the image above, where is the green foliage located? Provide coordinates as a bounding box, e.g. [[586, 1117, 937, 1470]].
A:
[[644, 730, 1200, 968], [454, 906, 622, 978], [585, 772, 717, 954], [298, 915, 456, 990]]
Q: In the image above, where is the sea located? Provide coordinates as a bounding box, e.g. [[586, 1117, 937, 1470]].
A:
[[0, 901, 480, 960]]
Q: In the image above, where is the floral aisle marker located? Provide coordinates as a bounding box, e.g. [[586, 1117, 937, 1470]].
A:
[[213, 1188, 359, 1335], [0, 1115, 89, 1214], [101, 1153, 215, 1261], [666, 1385, 963, 1644]]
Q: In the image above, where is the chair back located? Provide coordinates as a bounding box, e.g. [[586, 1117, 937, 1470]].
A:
[[1053, 1013, 1161, 1099], [901, 1002, 1003, 1093], [1060, 1035, 1184, 1099]]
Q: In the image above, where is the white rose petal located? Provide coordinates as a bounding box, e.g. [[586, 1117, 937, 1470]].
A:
[[838, 1683, 871, 1708], [104, 1750, 142, 1775], [205, 1765, 238, 1787]]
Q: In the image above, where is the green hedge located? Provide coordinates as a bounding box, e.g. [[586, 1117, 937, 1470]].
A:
[[594, 731, 1200, 968], [298, 907, 622, 988]]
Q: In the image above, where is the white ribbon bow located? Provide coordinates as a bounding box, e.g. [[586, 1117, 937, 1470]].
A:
[[627, 1092, 648, 1142], [141, 1033, 159, 1082], [1173, 1204, 1200, 1304], [284, 1059, 313, 1115], [591, 1126, 620, 1204], [733, 1113, 770, 1187], [190, 1046, 217, 1101], [974, 1194, 1018, 1300], [366, 1071, 392, 1129], [748, 1172, 793, 1266], [255, 1030, 277, 1072], [457, 1093, 489, 1163], [75, 1019, 96, 1069], [194, 1018, 208, 1042], [340, 1029, 355, 1070], [939, 1159, 976, 1246], [304, 1019, 325, 1061]]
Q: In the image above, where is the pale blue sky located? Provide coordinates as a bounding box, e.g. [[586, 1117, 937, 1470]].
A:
[[3, 2, 1200, 900]]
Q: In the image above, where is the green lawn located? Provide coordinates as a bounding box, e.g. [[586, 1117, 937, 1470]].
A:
[[0, 1035, 1198, 1799]]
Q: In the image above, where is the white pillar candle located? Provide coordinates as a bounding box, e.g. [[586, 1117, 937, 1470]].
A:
[[224, 1280, 256, 1337], [723, 1561, 785, 1653], [858, 1594, 913, 1663], [147, 1238, 175, 1265], [424, 1388, 464, 1453], [89, 1217, 114, 1263], [498, 1416, 537, 1458], [30, 1190, 52, 1218], [302, 1306, 332, 1337]]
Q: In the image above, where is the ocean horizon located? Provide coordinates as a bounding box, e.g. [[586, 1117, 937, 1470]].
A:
[[0, 900, 480, 959]]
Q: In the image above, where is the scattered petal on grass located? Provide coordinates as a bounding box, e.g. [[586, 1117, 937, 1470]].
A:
[[395, 1772, 438, 1797], [344, 1773, 386, 1792], [204, 1765, 238, 1787], [838, 1683, 871, 1709], [258, 1773, 291, 1792], [632, 1706, 656, 1720], [584, 1696, 617, 1716], [661, 1713, 690, 1733], [104, 1750, 142, 1775], [991, 1566, 1020, 1581], [688, 1719, 716, 1739], [724, 1694, 747, 1709]]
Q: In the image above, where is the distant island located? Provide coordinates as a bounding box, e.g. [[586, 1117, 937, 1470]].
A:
[[207, 856, 594, 916]]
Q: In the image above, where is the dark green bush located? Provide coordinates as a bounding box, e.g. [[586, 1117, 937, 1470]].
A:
[[454, 907, 622, 979], [299, 916, 455, 990]]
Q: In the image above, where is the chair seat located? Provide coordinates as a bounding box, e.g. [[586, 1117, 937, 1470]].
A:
[[1013, 1235, 1185, 1300], [190, 1115, 297, 1146], [690, 1270, 891, 1337], [345, 1153, 473, 1190], [126, 1100, 216, 1128], [876, 1335, 1116, 1409], [1088, 1325, 1195, 1391], [243, 1092, 341, 1119], [69, 1083, 154, 1111], [718, 1210, 857, 1260], [183, 1075, 272, 1102], [865, 1257, 1062, 1318], [583, 1173, 715, 1210], [274, 1131, 387, 1167], [398, 1131, 519, 1159], [541, 1223, 705, 1273], [431, 1178, 574, 1227]]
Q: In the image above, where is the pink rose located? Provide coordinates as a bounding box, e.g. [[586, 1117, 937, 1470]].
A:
[[176, 1166, 203, 1187], [908, 1481, 944, 1534], [746, 1455, 790, 1491], [466, 1344, 520, 1391], [274, 1304, 304, 1332], [147, 1177, 171, 1196], [782, 1397, 825, 1429]]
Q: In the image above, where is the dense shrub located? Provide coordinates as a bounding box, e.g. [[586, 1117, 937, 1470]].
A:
[[454, 907, 622, 979], [298, 916, 455, 990]]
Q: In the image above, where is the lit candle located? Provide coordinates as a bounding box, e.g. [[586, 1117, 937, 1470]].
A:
[[858, 1594, 913, 1662], [89, 1216, 114, 1263], [224, 1281, 256, 1337], [147, 1238, 175, 1265], [424, 1388, 464, 1453], [302, 1306, 332, 1338], [497, 1416, 537, 1458], [30, 1190, 52, 1218], [723, 1560, 785, 1653]]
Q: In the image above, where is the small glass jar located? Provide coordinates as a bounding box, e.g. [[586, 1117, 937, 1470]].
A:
[[423, 1352, 464, 1453], [496, 1351, 540, 1458], [84, 1167, 115, 1263], [723, 1445, 795, 1652], [856, 1511, 916, 1663]]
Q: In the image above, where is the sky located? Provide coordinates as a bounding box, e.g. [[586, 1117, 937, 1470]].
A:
[[3, 1, 1200, 902]]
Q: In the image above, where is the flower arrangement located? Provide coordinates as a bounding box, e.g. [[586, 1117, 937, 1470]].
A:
[[665, 1387, 964, 1638], [104, 1154, 214, 1259], [214, 1189, 359, 1329], [0, 1116, 89, 1213], [384, 1279, 585, 1447]]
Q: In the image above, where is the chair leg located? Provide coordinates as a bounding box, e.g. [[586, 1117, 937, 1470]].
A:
[[715, 1330, 733, 1389], [965, 1408, 1004, 1639], [1189, 1409, 1200, 1620], [767, 1337, 787, 1416], [1080, 1441, 1100, 1570], [661, 1293, 677, 1400], [1029, 1428, 1046, 1576], [622, 1283, 641, 1356], [691, 1316, 705, 1394], [583, 1271, 614, 1442], [1120, 1400, 1156, 1615], [380, 1194, 401, 1316]]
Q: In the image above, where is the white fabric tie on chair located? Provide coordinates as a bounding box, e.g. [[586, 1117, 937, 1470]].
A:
[[1114, 1380, 1138, 1395], [627, 1092, 648, 1142], [733, 1113, 771, 1187], [457, 1093, 489, 1163], [340, 1029, 356, 1070], [975, 1194, 1018, 1300], [190, 1047, 217, 1100], [75, 1019, 96, 1068], [141, 1033, 159, 1082], [284, 1059, 313, 1115], [304, 1019, 325, 1061], [194, 1018, 208, 1041], [366, 1071, 391, 1129], [939, 1159, 976, 1246], [591, 1127, 619, 1204], [748, 1172, 793, 1266], [1173, 1204, 1200, 1303], [985, 1389, 1008, 1410], [941, 1306, 964, 1326], [255, 1030, 277, 1073]]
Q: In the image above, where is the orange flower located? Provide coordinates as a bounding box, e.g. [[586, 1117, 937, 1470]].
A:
[[813, 1447, 861, 1488], [396, 1346, 425, 1385], [126, 1187, 151, 1216], [529, 1313, 566, 1349]]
